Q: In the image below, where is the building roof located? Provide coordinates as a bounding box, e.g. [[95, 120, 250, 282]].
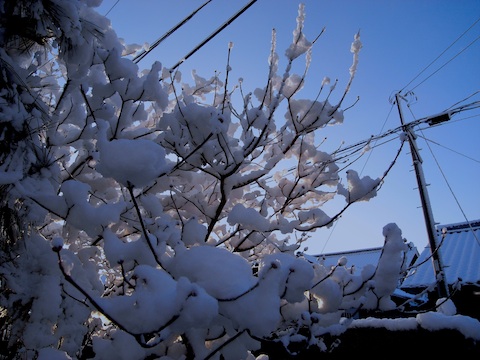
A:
[[308, 247, 383, 274], [401, 220, 480, 289], [304, 243, 418, 276]]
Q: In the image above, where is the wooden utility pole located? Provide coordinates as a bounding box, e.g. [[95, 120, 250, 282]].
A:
[[395, 93, 450, 299]]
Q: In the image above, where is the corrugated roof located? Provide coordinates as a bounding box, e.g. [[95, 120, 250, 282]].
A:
[[305, 243, 418, 276], [315, 247, 382, 272], [401, 220, 480, 289]]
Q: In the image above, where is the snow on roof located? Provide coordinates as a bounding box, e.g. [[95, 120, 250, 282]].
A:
[[312, 247, 383, 274], [401, 220, 480, 289], [304, 243, 418, 275]]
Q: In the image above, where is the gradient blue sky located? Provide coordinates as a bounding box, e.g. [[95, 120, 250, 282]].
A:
[[96, 0, 480, 254]]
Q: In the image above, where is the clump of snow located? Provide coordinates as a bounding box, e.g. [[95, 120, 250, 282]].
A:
[[221, 266, 282, 337], [170, 246, 283, 337], [337, 256, 348, 266], [61, 180, 125, 237], [285, 3, 312, 60], [182, 216, 207, 246], [281, 73, 304, 98], [351, 316, 418, 331], [97, 265, 218, 335], [173, 277, 219, 332], [349, 31, 362, 77], [368, 223, 409, 310], [92, 330, 147, 360], [337, 169, 381, 203], [169, 246, 256, 300], [37, 348, 72, 360], [52, 237, 64, 251], [436, 298, 457, 316], [228, 203, 271, 232], [286, 99, 339, 131], [417, 312, 480, 340], [0, 165, 22, 185], [310, 273, 343, 313], [260, 253, 314, 303], [102, 229, 157, 270], [298, 208, 331, 229], [96, 121, 172, 188]]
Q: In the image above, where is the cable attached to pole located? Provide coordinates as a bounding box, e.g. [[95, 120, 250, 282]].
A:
[[395, 93, 450, 299]]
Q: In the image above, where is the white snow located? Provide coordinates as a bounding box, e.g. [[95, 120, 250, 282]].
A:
[[182, 216, 208, 246], [285, 3, 312, 60], [61, 180, 126, 237], [169, 246, 257, 300], [350, 310, 480, 341], [228, 203, 272, 232], [337, 169, 381, 203], [96, 121, 172, 188], [37, 348, 72, 360], [416, 311, 480, 340], [1, 1, 478, 359]]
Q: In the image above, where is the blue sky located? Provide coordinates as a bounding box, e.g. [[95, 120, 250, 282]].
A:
[[96, 0, 480, 254]]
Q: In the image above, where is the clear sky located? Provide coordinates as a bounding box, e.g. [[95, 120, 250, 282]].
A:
[[96, 0, 480, 255]]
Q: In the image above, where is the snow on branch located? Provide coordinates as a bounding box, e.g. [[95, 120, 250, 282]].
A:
[[0, 2, 439, 359]]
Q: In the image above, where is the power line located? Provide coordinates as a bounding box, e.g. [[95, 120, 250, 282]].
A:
[[400, 15, 480, 94], [418, 128, 480, 246], [170, 0, 259, 71], [416, 134, 480, 164], [133, 0, 213, 64], [444, 90, 479, 112], [359, 103, 396, 176], [317, 97, 479, 254], [406, 102, 480, 245], [279, 99, 480, 171], [407, 34, 480, 93], [105, 0, 120, 16]]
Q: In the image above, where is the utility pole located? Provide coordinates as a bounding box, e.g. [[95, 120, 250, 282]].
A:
[[395, 93, 450, 299]]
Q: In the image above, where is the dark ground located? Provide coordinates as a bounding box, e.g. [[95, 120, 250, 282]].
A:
[[255, 327, 480, 359]]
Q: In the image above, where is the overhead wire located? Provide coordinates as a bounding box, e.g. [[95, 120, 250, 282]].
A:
[[132, 0, 213, 64], [128, 0, 259, 68], [323, 92, 397, 252], [318, 95, 479, 253], [321, 100, 401, 252], [407, 34, 480, 93], [170, 0, 259, 71], [448, 99, 480, 116], [104, 0, 120, 16], [406, 105, 480, 246], [400, 15, 480, 94], [104, 1, 478, 251], [359, 103, 396, 176], [416, 133, 480, 164], [416, 113, 480, 133], [444, 90, 480, 112], [420, 131, 480, 247]]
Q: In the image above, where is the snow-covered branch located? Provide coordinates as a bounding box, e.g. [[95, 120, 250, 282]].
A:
[[0, 2, 428, 359]]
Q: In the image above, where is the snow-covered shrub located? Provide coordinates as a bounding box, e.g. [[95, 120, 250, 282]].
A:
[[0, 1, 409, 359]]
